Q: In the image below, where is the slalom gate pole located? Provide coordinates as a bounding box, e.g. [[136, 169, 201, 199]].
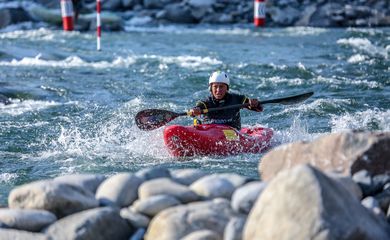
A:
[[254, 0, 266, 27], [96, 0, 101, 51], [61, 0, 74, 31]]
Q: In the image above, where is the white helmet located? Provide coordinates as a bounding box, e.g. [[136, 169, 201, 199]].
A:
[[209, 71, 230, 88]]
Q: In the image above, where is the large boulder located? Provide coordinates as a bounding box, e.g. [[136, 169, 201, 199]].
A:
[[45, 207, 132, 240], [145, 198, 235, 240], [54, 174, 106, 194], [244, 164, 390, 240], [8, 180, 99, 218], [95, 173, 143, 207], [260, 131, 390, 181], [0, 209, 56, 232], [0, 229, 48, 240], [138, 178, 199, 203]]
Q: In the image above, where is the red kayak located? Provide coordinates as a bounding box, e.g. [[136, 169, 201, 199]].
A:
[[163, 124, 273, 157]]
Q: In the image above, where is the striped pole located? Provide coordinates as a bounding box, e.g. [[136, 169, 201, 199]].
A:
[[254, 0, 266, 27], [61, 0, 74, 31], [96, 0, 101, 51]]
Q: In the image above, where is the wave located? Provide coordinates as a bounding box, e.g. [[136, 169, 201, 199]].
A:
[[0, 54, 221, 70], [331, 108, 390, 132], [337, 37, 388, 59], [0, 99, 75, 116], [0, 173, 18, 184]]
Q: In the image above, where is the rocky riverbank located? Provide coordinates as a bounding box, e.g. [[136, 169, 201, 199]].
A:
[[0, 131, 389, 239], [0, 0, 389, 31]]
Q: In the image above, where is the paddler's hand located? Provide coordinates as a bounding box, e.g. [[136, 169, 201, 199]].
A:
[[249, 99, 263, 112], [188, 107, 202, 117]]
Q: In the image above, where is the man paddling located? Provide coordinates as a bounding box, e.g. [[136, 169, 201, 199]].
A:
[[189, 71, 263, 130]]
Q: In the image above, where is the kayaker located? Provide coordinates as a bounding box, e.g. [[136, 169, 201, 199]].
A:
[[189, 71, 263, 130]]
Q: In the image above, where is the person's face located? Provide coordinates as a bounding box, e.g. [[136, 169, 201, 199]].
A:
[[211, 83, 228, 100]]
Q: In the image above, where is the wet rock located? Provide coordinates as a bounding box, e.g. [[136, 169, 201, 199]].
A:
[[190, 175, 235, 199], [145, 198, 234, 240], [131, 194, 181, 217], [54, 173, 106, 194], [0, 8, 31, 29], [96, 173, 143, 207], [45, 207, 133, 240], [135, 166, 171, 181], [139, 178, 199, 203], [231, 181, 267, 214], [0, 94, 11, 105], [244, 164, 390, 240], [164, 3, 197, 24], [0, 209, 56, 232], [0, 229, 48, 240], [259, 131, 390, 181], [170, 168, 208, 186], [120, 208, 150, 228], [8, 180, 99, 218], [181, 229, 221, 240], [224, 216, 246, 240]]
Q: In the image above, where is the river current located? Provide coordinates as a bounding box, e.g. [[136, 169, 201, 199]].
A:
[[0, 25, 389, 204]]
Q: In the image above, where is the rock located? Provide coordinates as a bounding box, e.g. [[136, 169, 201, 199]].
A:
[[102, 0, 122, 11], [131, 194, 181, 217], [135, 167, 171, 181], [244, 164, 390, 240], [188, 0, 216, 8], [362, 196, 387, 221], [145, 198, 234, 240], [144, 0, 172, 9], [231, 181, 267, 214], [95, 173, 143, 207], [170, 168, 207, 186], [54, 174, 106, 194], [259, 131, 390, 181], [0, 209, 56, 232], [0, 8, 31, 29], [0, 229, 48, 240], [164, 3, 197, 24], [120, 208, 150, 228], [224, 216, 246, 240], [8, 180, 99, 218], [217, 173, 251, 188], [122, 0, 142, 9], [326, 172, 363, 200], [45, 207, 132, 240], [353, 170, 375, 196], [139, 178, 199, 203], [373, 189, 390, 213], [130, 228, 146, 240], [190, 175, 235, 199], [0, 94, 11, 105], [181, 229, 221, 240]]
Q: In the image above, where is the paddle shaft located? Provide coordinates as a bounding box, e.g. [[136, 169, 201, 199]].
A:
[[135, 91, 313, 130]]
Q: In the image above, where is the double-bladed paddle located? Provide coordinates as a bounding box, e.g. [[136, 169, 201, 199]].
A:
[[135, 91, 313, 131]]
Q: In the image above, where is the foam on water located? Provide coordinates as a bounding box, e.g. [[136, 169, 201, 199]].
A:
[[0, 54, 220, 70], [0, 173, 18, 183], [331, 108, 390, 132], [0, 99, 69, 116], [337, 37, 388, 59]]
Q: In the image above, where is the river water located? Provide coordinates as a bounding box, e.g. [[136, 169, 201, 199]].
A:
[[0, 25, 389, 204]]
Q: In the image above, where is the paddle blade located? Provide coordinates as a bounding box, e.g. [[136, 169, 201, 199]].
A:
[[135, 109, 183, 131], [262, 92, 314, 105]]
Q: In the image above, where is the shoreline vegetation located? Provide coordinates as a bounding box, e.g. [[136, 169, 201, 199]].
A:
[[0, 0, 389, 31], [0, 131, 389, 239]]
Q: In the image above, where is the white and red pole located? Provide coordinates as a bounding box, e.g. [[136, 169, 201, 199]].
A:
[[96, 0, 101, 51], [61, 0, 74, 31], [254, 0, 266, 27]]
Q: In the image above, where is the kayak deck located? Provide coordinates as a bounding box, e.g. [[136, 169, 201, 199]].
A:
[[163, 124, 273, 157]]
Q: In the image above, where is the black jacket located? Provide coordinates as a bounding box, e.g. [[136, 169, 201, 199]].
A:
[[196, 92, 260, 129]]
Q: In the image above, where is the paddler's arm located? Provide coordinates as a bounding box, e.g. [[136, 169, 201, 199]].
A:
[[243, 97, 263, 112]]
